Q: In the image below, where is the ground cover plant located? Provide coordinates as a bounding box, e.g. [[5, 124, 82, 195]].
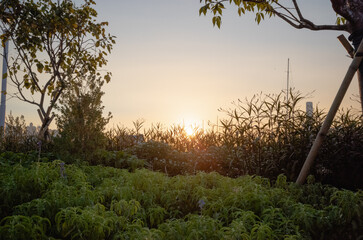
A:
[[0, 153, 362, 239]]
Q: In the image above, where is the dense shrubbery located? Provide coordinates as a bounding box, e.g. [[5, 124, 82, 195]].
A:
[[106, 91, 363, 189], [0, 153, 362, 239], [0, 113, 57, 154], [0, 114, 39, 153], [54, 76, 112, 163], [1, 91, 362, 190]]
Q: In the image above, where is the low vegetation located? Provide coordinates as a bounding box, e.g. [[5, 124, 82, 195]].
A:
[[0, 152, 362, 239], [1, 1, 361, 239], [1, 90, 362, 239]]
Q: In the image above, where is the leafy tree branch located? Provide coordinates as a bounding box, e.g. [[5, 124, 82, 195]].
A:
[[199, 0, 348, 31], [0, 0, 115, 140]]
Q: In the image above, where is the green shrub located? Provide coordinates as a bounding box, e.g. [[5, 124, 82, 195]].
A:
[[1, 153, 362, 239], [55, 204, 120, 240], [91, 149, 146, 171], [0, 215, 51, 240], [54, 76, 111, 164]]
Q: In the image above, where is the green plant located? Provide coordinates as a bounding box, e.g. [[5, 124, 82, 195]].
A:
[[0, 0, 115, 139], [91, 150, 146, 171], [55, 204, 119, 240], [1, 152, 362, 239], [55, 75, 112, 164], [0, 215, 51, 240]]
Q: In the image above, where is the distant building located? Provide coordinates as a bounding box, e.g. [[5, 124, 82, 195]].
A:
[[306, 102, 313, 117], [131, 134, 145, 144], [25, 123, 58, 137], [26, 122, 37, 136]]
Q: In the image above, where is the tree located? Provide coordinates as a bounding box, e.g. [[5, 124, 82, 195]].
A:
[[0, 0, 115, 140], [199, 0, 363, 108], [199, 0, 363, 184], [55, 75, 111, 163]]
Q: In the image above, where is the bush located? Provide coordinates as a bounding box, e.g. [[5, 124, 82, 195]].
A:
[[54, 76, 111, 163], [1, 156, 362, 239], [106, 90, 363, 190], [0, 114, 39, 153], [91, 149, 146, 171]]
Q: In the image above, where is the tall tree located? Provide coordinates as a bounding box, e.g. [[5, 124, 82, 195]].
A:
[[0, 0, 115, 140], [199, 0, 363, 109]]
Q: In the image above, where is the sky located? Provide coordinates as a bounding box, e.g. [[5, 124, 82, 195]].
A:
[[3, 0, 361, 130]]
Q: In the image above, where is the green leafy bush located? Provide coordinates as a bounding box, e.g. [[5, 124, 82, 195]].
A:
[[55, 204, 120, 240], [91, 149, 146, 171], [1, 153, 362, 239], [0, 215, 51, 240], [54, 75, 111, 164]]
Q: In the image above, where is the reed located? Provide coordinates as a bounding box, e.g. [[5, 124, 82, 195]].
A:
[[105, 90, 363, 189]]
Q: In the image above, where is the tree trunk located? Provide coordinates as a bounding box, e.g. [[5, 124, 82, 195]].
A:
[[37, 109, 55, 142]]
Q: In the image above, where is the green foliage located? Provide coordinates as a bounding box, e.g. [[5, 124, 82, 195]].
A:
[[330, 190, 363, 223], [54, 76, 111, 163], [55, 204, 119, 240], [91, 149, 146, 171], [0, 161, 60, 216], [110, 199, 141, 218], [199, 0, 282, 28], [0, 151, 39, 167], [199, 0, 346, 30], [147, 206, 167, 227], [0, 0, 115, 136], [0, 215, 51, 240], [0, 154, 363, 239], [159, 215, 224, 239]]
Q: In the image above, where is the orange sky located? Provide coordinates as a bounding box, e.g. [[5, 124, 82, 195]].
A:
[[4, 0, 361, 130]]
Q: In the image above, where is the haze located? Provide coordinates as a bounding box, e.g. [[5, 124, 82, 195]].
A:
[[4, 0, 360, 129]]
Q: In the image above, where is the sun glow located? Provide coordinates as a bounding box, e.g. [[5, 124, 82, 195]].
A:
[[179, 115, 204, 137], [185, 125, 195, 136]]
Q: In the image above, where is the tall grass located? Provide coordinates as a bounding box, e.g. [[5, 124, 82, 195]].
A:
[[106, 120, 219, 152], [106, 90, 363, 189]]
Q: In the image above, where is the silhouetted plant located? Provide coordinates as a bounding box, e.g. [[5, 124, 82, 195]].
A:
[[105, 90, 363, 189], [0, 113, 42, 153]]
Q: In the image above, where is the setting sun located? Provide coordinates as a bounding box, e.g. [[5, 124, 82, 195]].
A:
[[185, 125, 195, 136]]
